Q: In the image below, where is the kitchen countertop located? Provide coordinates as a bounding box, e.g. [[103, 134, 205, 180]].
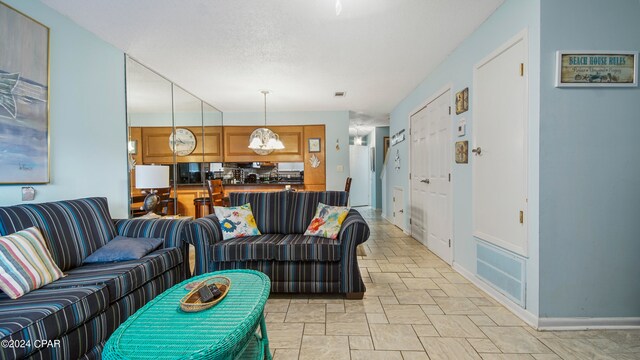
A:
[[224, 181, 304, 186]]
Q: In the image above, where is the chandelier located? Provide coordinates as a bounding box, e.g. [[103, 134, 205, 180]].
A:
[[248, 90, 285, 155]]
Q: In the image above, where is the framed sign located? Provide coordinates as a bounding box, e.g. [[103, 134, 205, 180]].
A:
[[0, 2, 50, 183], [308, 138, 321, 153], [555, 51, 638, 87]]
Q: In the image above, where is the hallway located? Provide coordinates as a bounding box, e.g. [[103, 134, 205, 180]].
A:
[[264, 208, 640, 359]]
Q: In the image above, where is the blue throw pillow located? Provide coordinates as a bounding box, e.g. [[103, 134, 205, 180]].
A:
[[83, 236, 163, 263]]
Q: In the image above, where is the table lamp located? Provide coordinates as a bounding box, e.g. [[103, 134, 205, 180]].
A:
[[135, 165, 170, 214]]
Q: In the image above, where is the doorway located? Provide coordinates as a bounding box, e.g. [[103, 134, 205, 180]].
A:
[[410, 88, 453, 264], [349, 144, 370, 207]]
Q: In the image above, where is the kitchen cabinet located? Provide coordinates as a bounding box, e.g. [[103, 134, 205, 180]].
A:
[[223, 126, 304, 162], [141, 126, 223, 164], [303, 125, 326, 189]]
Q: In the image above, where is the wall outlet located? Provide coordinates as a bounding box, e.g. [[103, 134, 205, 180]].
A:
[[22, 187, 36, 201], [336, 165, 344, 173]]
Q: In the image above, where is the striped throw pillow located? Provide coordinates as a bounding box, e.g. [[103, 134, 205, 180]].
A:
[[0, 227, 64, 299]]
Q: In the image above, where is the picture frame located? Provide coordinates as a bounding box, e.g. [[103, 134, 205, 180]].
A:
[[455, 141, 469, 164], [383, 136, 390, 160], [555, 51, 638, 87], [308, 138, 321, 153], [455, 87, 469, 115], [0, 2, 50, 184]]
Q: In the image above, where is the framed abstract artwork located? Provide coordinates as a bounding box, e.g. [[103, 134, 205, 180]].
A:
[[0, 2, 50, 183]]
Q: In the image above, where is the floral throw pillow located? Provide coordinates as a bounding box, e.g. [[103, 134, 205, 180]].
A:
[[304, 202, 350, 240], [214, 203, 261, 240]]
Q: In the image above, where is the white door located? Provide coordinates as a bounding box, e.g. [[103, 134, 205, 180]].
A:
[[425, 90, 452, 264], [473, 31, 528, 255], [410, 89, 453, 264], [349, 145, 370, 206], [393, 187, 404, 229], [410, 109, 428, 242]]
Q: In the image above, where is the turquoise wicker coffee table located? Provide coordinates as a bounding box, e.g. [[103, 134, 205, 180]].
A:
[[103, 270, 272, 359]]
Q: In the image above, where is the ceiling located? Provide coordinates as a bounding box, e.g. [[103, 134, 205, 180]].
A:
[[42, 0, 504, 132]]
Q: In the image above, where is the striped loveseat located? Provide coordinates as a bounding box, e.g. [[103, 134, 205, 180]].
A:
[[190, 191, 370, 299], [0, 197, 190, 360]]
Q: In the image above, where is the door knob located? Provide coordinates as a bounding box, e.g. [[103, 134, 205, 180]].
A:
[[420, 179, 430, 184], [472, 147, 482, 155]]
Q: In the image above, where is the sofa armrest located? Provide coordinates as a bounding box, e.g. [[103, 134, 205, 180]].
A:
[[337, 209, 370, 294], [188, 214, 224, 276]]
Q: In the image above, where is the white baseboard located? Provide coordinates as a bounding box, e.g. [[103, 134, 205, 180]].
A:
[[538, 317, 640, 330], [452, 263, 539, 328]]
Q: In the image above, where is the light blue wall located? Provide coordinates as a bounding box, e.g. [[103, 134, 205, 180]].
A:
[[386, 0, 541, 316], [0, 0, 128, 217], [539, 0, 640, 318], [224, 111, 350, 191]]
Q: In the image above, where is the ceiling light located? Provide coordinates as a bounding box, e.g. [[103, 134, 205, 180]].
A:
[[248, 90, 285, 155], [335, 0, 343, 16]]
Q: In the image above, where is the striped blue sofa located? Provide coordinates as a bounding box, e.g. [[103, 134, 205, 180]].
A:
[[190, 191, 370, 299], [0, 197, 190, 360]]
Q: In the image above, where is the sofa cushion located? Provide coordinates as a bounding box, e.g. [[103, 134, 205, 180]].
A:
[[286, 191, 349, 233], [43, 248, 182, 303], [212, 234, 286, 262], [214, 203, 261, 240], [0, 197, 117, 271], [0, 285, 109, 357], [275, 234, 342, 261], [229, 192, 289, 234], [83, 236, 164, 263]]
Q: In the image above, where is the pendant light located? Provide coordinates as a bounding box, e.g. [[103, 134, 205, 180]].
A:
[[354, 126, 362, 145], [248, 90, 285, 155]]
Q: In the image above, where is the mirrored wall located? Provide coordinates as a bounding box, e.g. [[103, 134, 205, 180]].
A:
[[126, 56, 223, 218]]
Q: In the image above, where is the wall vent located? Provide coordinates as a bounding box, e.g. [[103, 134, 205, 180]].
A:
[[476, 241, 526, 307], [334, 91, 346, 97]]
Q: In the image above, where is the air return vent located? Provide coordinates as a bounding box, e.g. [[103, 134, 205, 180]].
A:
[[334, 91, 346, 97], [476, 241, 526, 307]]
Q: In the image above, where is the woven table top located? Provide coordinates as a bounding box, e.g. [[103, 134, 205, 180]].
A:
[[103, 270, 271, 360]]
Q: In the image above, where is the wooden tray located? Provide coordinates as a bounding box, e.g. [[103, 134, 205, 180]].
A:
[[179, 276, 231, 312]]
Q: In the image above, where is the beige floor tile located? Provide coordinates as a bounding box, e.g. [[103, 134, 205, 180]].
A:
[[349, 335, 374, 350], [265, 298, 291, 313], [479, 307, 526, 326], [469, 296, 496, 306], [345, 297, 384, 313], [393, 289, 436, 305], [428, 314, 486, 338], [531, 355, 562, 360], [299, 335, 350, 360], [267, 322, 304, 349], [265, 312, 286, 323], [273, 349, 299, 360], [481, 327, 553, 354], [326, 303, 345, 313], [479, 355, 535, 360], [467, 338, 501, 353], [360, 283, 395, 297], [401, 351, 430, 360], [386, 256, 415, 264], [304, 323, 325, 335], [435, 296, 484, 315], [351, 350, 403, 360], [326, 311, 370, 336], [384, 304, 431, 324], [420, 337, 481, 360], [469, 315, 497, 326], [428, 289, 449, 297], [379, 263, 410, 272], [439, 283, 483, 297], [378, 296, 399, 305], [370, 324, 424, 351], [359, 259, 381, 268], [540, 338, 620, 360], [371, 272, 402, 284], [441, 272, 469, 283], [420, 304, 445, 315], [402, 277, 441, 290], [413, 324, 440, 337], [285, 303, 326, 323], [366, 312, 389, 324]]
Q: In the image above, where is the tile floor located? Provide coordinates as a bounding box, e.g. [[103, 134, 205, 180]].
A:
[[262, 208, 640, 360]]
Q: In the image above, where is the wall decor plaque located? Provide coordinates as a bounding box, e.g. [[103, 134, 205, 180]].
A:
[[455, 141, 469, 164], [455, 87, 469, 114], [555, 51, 638, 87], [0, 2, 50, 183]]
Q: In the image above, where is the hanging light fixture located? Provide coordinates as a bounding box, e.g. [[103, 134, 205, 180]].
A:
[[248, 90, 285, 155], [354, 126, 362, 145]]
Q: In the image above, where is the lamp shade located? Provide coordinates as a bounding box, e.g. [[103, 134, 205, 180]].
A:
[[135, 165, 169, 189]]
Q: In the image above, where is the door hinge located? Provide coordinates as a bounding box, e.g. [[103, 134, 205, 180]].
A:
[[409, 218, 412, 225], [448, 106, 451, 115], [520, 63, 524, 77], [393, 196, 395, 202], [393, 212, 396, 217], [448, 239, 451, 247], [448, 173, 451, 182], [409, 173, 412, 180], [519, 210, 524, 224], [409, 128, 412, 135]]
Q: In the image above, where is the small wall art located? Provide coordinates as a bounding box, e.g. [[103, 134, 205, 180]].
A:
[[555, 51, 638, 87], [455, 141, 469, 164], [455, 87, 469, 115], [308, 138, 321, 153]]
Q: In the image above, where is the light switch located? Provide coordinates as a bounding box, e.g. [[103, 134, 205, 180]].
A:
[[22, 187, 35, 201], [457, 118, 466, 137], [336, 165, 344, 173]]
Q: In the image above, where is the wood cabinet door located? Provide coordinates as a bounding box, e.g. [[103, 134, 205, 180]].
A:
[[223, 126, 304, 162], [303, 125, 326, 186], [142, 126, 223, 164]]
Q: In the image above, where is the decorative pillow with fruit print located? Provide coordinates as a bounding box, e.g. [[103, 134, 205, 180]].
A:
[[304, 202, 350, 239], [214, 203, 261, 240]]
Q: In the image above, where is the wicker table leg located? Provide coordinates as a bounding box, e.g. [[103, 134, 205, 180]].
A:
[[260, 313, 272, 360]]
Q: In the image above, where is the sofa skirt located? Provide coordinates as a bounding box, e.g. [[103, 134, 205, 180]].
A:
[[211, 260, 342, 293]]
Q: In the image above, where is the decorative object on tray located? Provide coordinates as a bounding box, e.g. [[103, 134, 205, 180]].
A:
[[180, 276, 231, 312]]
